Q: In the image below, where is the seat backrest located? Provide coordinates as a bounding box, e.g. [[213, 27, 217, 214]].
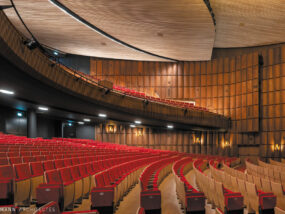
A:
[[271, 181, 283, 197], [0, 165, 13, 179], [70, 165, 81, 180], [237, 178, 246, 195], [9, 156, 22, 164], [23, 156, 36, 163], [245, 181, 257, 198], [59, 167, 74, 184], [0, 157, 9, 165], [14, 163, 32, 181], [43, 160, 55, 171], [78, 164, 88, 177], [45, 169, 62, 185], [30, 161, 44, 177], [64, 159, 72, 167], [54, 159, 65, 169], [261, 178, 272, 192]]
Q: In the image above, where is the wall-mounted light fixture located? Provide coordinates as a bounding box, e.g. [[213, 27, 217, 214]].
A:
[[222, 140, 230, 149], [136, 128, 143, 136], [107, 124, 115, 133], [194, 137, 201, 145], [272, 143, 282, 152]]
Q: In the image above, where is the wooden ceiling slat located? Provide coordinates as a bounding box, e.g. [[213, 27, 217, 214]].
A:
[[4, 0, 167, 61], [212, 0, 285, 48], [57, 0, 215, 61]]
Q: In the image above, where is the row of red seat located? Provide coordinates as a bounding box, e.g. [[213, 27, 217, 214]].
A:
[[139, 156, 180, 213], [113, 85, 209, 112], [172, 157, 205, 213], [90, 155, 164, 213], [38, 153, 149, 211]]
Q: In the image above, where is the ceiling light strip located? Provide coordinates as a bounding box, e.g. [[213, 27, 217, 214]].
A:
[[49, 0, 178, 62]]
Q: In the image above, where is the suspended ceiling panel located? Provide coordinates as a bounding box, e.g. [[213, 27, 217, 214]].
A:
[[57, 0, 215, 61], [3, 0, 166, 61], [0, 0, 10, 5], [212, 0, 285, 48]]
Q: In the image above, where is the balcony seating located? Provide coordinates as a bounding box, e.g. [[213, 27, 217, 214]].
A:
[[173, 157, 205, 213], [112, 85, 209, 112]]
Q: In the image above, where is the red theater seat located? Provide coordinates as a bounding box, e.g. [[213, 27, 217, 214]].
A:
[[13, 163, 32, 206], [70, 165, 84, 204], [9, 157, 22, 165], [54, 159, 65, 169], [43, 160, 55, 171], [0, 157, 9, 165], [0, 165, 14, 204], [30, 161, 45, 201]]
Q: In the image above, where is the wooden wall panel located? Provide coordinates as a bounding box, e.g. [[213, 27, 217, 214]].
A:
[[90, 44, 285, 159]]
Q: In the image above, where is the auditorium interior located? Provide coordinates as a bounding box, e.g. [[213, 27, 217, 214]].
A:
[[0, 0, 285, 214]]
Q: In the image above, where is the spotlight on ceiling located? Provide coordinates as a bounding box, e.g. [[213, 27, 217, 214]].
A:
[[17, 112, 23, 117], [98, 113, 107, 118], [53, 51, 59, 56], [38, 106, 49, 111], [134, 120, 141, 124], [0, 89, 14, 95], [68, 122, 72, 127], [130, 124, 136, 128], [78, 121, 84, 125], [83, 118, 91, 122], [23, 39, 38, 50], [167, 125, 174, 129]]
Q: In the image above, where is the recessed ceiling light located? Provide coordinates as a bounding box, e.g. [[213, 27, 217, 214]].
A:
[[83, 118, 91, 122], [0, 89, 14, 95], [98, 113, 107, 118], [53, 51, 58, 56], [38, 106, 49, 111], [167, 125, 174, 129], [78, 121, 84, 125], [134, 120, 141, 124], [17, 112, 23, 117], [68, 122, 72, 127], [130, 124, 136, 128]]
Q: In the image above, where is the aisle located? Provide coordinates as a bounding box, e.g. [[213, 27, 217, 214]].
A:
[[159, 174, 183, 214], [115, 182, 141, 214]]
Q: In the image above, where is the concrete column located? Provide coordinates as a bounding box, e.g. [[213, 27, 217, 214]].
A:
[[27, 109, 37, 138]]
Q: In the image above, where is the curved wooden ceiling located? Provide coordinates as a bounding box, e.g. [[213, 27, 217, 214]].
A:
[[56, 0, 215, 61], [2, 0, 167, 61], [1, 0, 284, 61], [1, 0, 215, 61], [212, 0, 285, 48]]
